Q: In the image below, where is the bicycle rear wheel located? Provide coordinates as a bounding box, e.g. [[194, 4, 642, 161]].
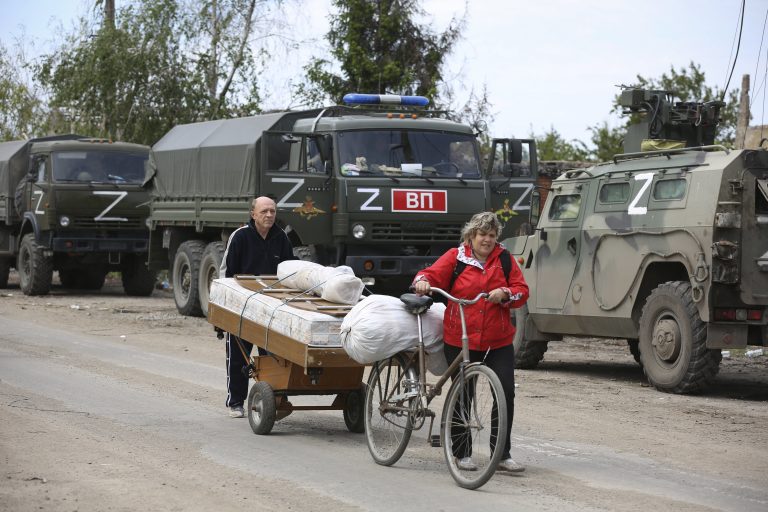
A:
[[442, 364, 507, 490], [364, 353, 418, 466]]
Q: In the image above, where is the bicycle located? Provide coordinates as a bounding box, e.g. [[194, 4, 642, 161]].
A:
[[363, 287, 507, 490]]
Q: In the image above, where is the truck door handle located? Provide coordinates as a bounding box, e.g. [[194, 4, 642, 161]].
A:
[[567, 237, 577, 256]]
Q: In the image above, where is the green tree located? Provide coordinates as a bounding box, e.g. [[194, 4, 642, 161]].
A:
[[0, 41, 45, 140], [587, 121, 624, 161], [297, 0, 463, 105], [534, 127, 589, 161]]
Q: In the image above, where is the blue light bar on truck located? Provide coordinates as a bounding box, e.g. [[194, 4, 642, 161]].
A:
[[343, 93, 430, 107]]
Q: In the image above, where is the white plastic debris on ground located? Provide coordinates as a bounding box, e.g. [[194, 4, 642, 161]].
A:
[[340, 295, 449, 375], [277, 260, 364, 305]]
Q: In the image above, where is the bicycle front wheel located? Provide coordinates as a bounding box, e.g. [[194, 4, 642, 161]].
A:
[[442, 364, 507, 490], [364, 353, 418, 466]]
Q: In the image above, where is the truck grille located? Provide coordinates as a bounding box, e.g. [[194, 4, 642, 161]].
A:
[[371, 222, 461, 242], [72, 216, 145, 229]]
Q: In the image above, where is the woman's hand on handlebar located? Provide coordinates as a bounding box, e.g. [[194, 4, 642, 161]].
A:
[[486, 288, 508, 304], [413, 280, 431, 296]]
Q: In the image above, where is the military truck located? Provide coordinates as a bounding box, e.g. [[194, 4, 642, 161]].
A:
[[0, 136, 155, 296], [503, 88, 768, 394], [146, 94, 538, 317]]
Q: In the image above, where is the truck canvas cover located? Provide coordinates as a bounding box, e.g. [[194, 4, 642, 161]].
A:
[[149, 111, 316, 199]]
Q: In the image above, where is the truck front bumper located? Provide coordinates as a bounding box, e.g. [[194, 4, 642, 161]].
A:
[[51, 237, 148, 253]]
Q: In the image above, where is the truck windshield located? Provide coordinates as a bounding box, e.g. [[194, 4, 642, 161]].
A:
[[52, 150, 148, 184], [337, 130, 480, 179]]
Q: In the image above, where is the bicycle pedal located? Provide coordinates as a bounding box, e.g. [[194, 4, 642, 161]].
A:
[[429, 435, 441, 447]]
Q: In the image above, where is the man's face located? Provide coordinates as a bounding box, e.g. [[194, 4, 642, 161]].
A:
[[251, 199, 276, 231]]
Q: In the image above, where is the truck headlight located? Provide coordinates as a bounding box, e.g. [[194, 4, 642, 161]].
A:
[[352, 224, 366, 239], [59, 215, 71, 227]]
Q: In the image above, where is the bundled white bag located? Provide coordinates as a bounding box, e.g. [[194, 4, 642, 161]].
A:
[[340, 295, 446, 372], [276, 261, 363, 305]]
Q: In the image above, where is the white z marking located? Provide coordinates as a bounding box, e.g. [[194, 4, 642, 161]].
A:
[[272, 177, 305, 208], [33, 190, 45, 214], [628, 172, 655, 215], [509, 183, 534, 210], [94, 191, 128, 221], [358, 188, 382, 211]]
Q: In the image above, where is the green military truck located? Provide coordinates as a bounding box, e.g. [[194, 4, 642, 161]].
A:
[[503, 88, 768, 394], [0, 135, 155, 296], [146, 94, 538, 317]]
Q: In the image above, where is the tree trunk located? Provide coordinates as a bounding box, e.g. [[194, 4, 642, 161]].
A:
[[735, 74, 750, 150]]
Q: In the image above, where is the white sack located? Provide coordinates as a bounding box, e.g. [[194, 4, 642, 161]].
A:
[[340, 295, 446, 370], [277, 261, 363, 304]]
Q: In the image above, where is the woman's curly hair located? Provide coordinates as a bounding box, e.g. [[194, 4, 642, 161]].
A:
[[461, 211, 502, 244]]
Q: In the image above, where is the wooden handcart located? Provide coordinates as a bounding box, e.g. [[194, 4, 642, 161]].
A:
[[207, 275, 365, 435]]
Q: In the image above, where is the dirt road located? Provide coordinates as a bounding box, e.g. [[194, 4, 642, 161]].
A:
[[1, 273, 767, 511]]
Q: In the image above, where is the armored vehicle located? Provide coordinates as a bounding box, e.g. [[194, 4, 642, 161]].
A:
[[0, 136, 155, 296], [503, 89, 768, 394], [146, 94, 537, 316]]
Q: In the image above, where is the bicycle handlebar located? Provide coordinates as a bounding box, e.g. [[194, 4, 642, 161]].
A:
[[428, 287, 488, 306]]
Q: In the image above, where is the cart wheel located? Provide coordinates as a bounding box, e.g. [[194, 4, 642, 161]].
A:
[[343, 384, 366, 433], [248, 382, 276, 435]]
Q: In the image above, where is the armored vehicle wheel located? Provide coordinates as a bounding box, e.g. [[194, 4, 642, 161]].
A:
[[172, 240, 206, 316], [122, 256, 157, 296], [0, 257, 11, 288], [198, 242, 225, 317], [18, 233, 52, 296], [248, 381, 276, 435], [343, 384, 366, 433], [639, 281, 721, 394], [512, 305, 548, 369]]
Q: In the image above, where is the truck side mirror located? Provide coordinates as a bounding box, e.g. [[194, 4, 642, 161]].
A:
[[315, 134, 332, 162], [508, 140, 523, 165]]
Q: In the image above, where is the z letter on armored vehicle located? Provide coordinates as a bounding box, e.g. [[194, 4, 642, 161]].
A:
[[503, 88, 768, 394], [0, 136, 155, 296], [146, 94, 537, 317]]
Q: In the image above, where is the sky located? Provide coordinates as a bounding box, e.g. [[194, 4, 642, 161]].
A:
[[1, 0, 766, 146]]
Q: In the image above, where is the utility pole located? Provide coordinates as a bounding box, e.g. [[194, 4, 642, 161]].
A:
[[735, 74, 750, 149], [104, 0, 115, 29]]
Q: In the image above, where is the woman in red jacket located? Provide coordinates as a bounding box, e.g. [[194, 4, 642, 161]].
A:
[[413, 211, 529, 473]]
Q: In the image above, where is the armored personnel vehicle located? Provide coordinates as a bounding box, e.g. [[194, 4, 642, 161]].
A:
[[0, 136, 155, 296], [503, 89, 768, 394], [146, 94, 538, 316]]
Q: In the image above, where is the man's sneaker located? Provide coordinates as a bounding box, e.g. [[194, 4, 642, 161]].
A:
[[456, 457, 478, 471], [498, 457, 525, 473], [229, 405, 245, 418]]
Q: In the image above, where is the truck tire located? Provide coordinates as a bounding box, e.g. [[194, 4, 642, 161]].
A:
[[638, 281, 721, 394], [17, 233, 52, 296], [80, 268, 107, 290], [172, 240, 206, 316], [512, 304, 548, 369], [122, 256, 156, 296], [0, 257, 11, 288], [198, 241, 225, 317]]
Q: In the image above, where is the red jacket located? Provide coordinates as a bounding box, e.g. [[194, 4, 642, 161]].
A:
[[414, 243, 529, 350]]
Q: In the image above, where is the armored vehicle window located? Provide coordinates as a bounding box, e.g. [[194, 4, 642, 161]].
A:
[[598, 182, 630, 203], [337, 130, 480, 178], [52, 150, 148, 184], [757, 179, 768, 214], [550, 194, 581, 220], [653, 178, 686, 200]]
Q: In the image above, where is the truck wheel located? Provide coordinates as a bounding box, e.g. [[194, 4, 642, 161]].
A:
[[81, 268, 107, 290], [639, 281, 721, 394], [17, 233, 52, 296], [198, 242, 225, 317], [122, 256, 157, 296], [172, 240, 205, 316], [0, 257, 11, 288], [512, 304, 548, 369]]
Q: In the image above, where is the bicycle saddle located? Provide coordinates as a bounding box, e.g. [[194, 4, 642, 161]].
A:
[[400, 293, 434, 314]]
